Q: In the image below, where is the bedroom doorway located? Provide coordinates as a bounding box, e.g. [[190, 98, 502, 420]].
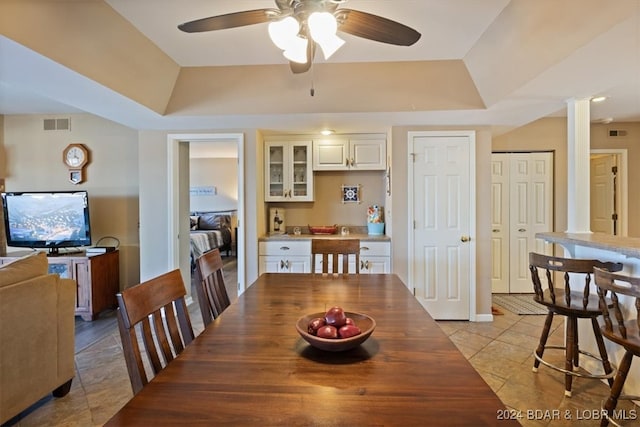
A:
[[167, 133, 245, 301], [189, 139, 239, 300]]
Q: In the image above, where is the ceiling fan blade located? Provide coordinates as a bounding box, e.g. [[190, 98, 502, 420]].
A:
[[178, 9, 276, 33], [336, 9, 421, 46], [290, 40, 316, 74]]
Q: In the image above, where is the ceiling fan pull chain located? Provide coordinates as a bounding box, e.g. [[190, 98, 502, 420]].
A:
[[310, 67, 315, 97]]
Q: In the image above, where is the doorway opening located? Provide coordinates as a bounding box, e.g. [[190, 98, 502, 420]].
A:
[[590, 149, 628, 236], [167, 133, 245, 301]]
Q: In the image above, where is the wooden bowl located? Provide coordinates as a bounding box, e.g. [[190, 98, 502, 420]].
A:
[[296, 312, 376, 352], [308, 225, 337, 235]]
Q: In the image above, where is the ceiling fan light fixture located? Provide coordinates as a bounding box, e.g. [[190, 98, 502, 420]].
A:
[[283, 36, 309, 63], [268, 16, 300, 50], [308, 12, 345, 59]]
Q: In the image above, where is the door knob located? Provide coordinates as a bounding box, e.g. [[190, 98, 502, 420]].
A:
[[460, 236, 471, 242]]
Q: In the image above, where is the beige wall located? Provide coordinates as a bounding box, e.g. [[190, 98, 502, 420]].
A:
[[268, 170, 386, 230], [591, 122, 640, 237], [1, 114, 140, 289], [189, 157, 238, 213]]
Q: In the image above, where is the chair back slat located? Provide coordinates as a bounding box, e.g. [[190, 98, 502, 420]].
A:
[[529, 253, 623, 309], [311, 239, 360, 274], [195, 248, 231, 326], [594, 267, 640, 341], [116, 269, 195, 395]]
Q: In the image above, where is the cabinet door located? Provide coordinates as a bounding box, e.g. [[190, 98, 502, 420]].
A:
[[265, 143, 287, 201], [265, 141, 313, 202], [285, 256, 311, 273], [360, 257, 390, 274], [73, 259, 91, 312], [289, 142, 313, 201], [350, 138, 387, 170], [259, 256, 282, 274], [313, 138, 349, 170]]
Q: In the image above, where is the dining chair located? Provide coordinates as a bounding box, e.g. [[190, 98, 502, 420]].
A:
[[311, 239, 360, 274], [528, 252, 623, 397], [116, 269, 195, 395], [195, 248, 231, 326], [593, 267, 640, 427]]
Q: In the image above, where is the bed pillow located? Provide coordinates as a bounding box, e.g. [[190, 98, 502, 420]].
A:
[[198, 214, 231, 230]]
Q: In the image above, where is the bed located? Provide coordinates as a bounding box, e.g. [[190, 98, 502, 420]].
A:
[[189, 213, 234, 268]]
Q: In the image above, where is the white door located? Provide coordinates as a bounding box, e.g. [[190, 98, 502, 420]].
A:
[[490, 154, 510, 293], [590, 154, 616, 234], [491, 152, 553, 293], [410, 131, 474, 320]]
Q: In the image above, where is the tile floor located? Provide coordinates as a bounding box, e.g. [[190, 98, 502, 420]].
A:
[[3, 291, 639, 426]]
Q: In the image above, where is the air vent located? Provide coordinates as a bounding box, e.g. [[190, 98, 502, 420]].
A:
[[43, 118, 70, 131], [608, 129, 627, 137]]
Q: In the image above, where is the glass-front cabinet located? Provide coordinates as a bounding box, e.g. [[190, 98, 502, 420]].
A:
[[265, 140, 313, 202]]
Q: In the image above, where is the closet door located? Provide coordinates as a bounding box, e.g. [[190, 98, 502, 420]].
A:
[[491, 153, 554, 293], [490, 154, 509, 293]]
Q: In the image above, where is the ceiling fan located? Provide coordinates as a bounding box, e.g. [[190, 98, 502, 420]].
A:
[[178, 0, 421, 74]]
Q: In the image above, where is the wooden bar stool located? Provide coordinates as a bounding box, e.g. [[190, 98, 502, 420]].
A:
[[593, 267, 640, 427], [529, 252, 623, 397]]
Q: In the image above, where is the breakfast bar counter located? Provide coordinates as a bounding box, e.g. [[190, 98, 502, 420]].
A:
[[106, 274, 516, 426]]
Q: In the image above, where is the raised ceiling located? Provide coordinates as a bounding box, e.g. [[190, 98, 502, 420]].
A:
[[0, 0, 638, 134]]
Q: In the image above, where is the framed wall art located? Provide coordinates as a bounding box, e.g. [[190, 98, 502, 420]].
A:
[[341, 185, 361, 203]]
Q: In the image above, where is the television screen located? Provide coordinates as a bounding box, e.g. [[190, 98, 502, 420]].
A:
[[1, 191, 92, 254]]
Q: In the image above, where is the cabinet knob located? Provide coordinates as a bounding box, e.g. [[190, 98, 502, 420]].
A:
[[361, 246, 369, 251], [280, 246, 290, 251], [518, 228, 526, 232]]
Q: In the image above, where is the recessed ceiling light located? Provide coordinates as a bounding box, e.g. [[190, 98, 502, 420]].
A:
[[591, 96, 607, 103], [320, 129, 334, 135]]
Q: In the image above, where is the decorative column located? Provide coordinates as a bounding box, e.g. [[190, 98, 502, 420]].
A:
[[566, 98, 592, 233]]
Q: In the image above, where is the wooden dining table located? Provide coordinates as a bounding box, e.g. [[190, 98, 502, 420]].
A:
[[106, 273, 518, 426]]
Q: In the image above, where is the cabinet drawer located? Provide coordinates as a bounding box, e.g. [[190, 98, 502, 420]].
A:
[[259, 241, 311, 256], [359, 241, 390, 257]]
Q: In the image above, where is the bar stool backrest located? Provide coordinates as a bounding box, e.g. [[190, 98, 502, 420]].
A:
[[529, 253, 623, 310], [594, 267, 640, 348]]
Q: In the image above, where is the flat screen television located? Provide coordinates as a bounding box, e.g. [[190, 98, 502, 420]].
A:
[[1, 191, 92, 254]]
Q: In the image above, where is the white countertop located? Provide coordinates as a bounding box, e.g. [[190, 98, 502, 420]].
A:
[[536, 232, 640, 259]]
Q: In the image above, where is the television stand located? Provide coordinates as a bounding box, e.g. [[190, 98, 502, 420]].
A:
[[0, 250, 120, 321], [47, 248, 84, 256]]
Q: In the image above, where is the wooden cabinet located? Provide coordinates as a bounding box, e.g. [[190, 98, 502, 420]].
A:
[[259, 241, 311, 274], [313, 135, 387, 171], [1, 250, 120, 321], [265, 140, 313, 202]]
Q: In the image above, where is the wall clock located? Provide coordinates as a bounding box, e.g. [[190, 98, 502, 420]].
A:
[[62, 143, 89, 184], [63, 143, 89, 169]]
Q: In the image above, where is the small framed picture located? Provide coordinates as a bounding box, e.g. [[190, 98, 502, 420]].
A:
[[342, 185, 361, 203]]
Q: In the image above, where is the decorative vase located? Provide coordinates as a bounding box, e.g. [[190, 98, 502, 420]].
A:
[[367, 222, 384, 235]]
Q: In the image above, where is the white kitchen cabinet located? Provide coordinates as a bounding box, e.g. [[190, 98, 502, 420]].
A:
[[265, 140, 313, 202], [312, 240, 390, 274], [259, 241, 311, 275], [313, 135, 386, 171], [359, 241, 391, 274]]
